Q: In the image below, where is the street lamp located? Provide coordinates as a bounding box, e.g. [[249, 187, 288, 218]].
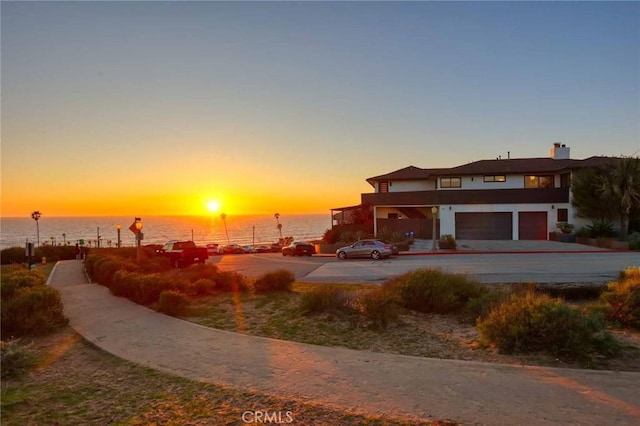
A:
[[220, 213, 229, 245], [431, 206, 439, 251], [135, 217, 143, 261], [116, 224, 121, 248]]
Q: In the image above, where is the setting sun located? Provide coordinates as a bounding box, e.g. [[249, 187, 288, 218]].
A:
[[206, 200, 221, 213]]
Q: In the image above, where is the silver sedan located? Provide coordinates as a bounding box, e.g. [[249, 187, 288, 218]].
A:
[[336, 239, 393, 260]]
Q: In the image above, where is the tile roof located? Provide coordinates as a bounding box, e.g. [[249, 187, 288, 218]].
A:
[[366, 156, 616, 181]]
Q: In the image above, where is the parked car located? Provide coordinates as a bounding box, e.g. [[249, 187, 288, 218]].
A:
[[242, 245, 255, 254], [254, 245, 271, 253], [336, 239, 393, 260], [222, 244, 244, 254], [282, 241, 316, 257], [206, 243, 222, 255], [156, 240, 209, 268]]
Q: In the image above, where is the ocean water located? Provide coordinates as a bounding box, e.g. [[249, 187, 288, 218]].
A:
[[0, 214, 332, 249]]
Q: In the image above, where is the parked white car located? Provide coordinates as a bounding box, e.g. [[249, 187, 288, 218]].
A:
[[336, 239, 393, 260]]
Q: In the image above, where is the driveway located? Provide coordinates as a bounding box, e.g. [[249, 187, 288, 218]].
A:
[[209, 250, 639, 285]]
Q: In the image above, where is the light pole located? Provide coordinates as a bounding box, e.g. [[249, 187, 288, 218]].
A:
[[135, 217, 143, 261], [116, 224, 121, 248], [31, 211, 42, 246], [220, 213, 229, 245], [431, 206, 438, 251]]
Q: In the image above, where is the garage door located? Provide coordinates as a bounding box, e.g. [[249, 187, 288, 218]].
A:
[[518, 212, 547, 240], [455, 212, 512, 240]]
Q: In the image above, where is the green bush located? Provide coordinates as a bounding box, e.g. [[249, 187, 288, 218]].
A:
[[1, 339, 38, 379], [158, 290, 189, 316], [356, 288, 398, 328], [467, 287, 512, 320], [383, 269, 487, 314], [628, 232, 640, 250], [599, 268, 640, 329], [214, 271, 248, 292], [1, 286, 68, 338], [0, 266, 46, 299], [587, 219, 616, 238], [190, 278, 217, 296], [95, 259, 121, 287], [300, 286, 348, 314], [477, 291, 620, 360], [253, 269, 295, 294], [0, 247, 28, 265]]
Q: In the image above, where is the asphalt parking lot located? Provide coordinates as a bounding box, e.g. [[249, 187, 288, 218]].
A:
[[208, 250, 640, 284]]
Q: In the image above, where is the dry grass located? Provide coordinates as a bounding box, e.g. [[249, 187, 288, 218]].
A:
[[186, 282, 640, 372], [1, 327, 455, 425]]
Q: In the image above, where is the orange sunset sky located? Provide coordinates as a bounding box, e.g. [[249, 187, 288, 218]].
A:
[[2, 2, 638, 217]]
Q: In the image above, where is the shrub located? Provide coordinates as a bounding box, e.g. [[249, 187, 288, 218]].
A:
[[467, 287, 512, 320], [356, 288, 398, 328], [384, 269, 487, 314], [190, 278, 216, 296], [477, 291, 620, 360], [1, 339, 38, 379], [1, 286, 68, 337], [599, 269, 640, 329], [158, 290, 189, 316], [0, 247, 29, 265], [628, 232, 640, 250], [214, 271, 248, 292], [1, 266, 46, 300], [300, 286, 348, 314], [587, 219, 615, 238], [556, 222, 575, 234], [438, 234, 457, 250], [253, 269, 295, 294], [95, 259, 121, 287], [323, 228, 341, 244]]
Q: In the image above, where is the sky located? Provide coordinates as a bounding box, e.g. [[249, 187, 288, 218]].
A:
[[2, 1, 639, 217]]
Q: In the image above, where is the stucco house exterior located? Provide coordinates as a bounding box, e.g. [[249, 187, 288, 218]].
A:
[[341, 144, 615, 240]]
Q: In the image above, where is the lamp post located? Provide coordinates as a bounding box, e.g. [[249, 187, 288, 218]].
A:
[[220, 213, 229, 245], [431, 206, 438, 251], [116, 224, 121, 248], [135, 217, 143, 261]]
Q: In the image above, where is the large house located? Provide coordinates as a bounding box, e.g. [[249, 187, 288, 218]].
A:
[[336, 144, 615, 240]]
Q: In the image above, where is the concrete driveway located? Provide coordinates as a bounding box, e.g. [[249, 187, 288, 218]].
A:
[[210, 239, 638, 284]]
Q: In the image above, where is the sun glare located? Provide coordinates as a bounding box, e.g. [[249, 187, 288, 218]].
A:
[[206, 200, 221, 213]]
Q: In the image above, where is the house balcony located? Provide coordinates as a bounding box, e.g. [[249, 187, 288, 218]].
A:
[[361, 187, 570, 207]]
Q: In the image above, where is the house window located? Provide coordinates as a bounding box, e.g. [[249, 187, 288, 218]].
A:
[[440, 177, 461, 188], [560, 173, 571, 188], [557, 208, 568, 222], [379, 182, 389, 193], [483, 175, 506, 182], [525, 175, 554, 188]]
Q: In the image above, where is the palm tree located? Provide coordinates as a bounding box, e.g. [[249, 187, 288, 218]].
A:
[[274, 213, 283, 239], [597, 157, 640, 239], [31, 211, 42, 246]]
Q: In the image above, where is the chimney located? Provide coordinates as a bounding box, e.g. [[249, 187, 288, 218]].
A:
[[550, 143, 570, 160]]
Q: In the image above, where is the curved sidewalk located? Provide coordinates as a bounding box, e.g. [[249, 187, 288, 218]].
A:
[[50, 260, 640, 425]]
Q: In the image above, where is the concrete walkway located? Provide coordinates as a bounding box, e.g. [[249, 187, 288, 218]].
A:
[[50, 260, 640, 425]]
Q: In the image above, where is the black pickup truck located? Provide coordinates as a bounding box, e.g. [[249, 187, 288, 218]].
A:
[[156, 240, 209, 268]]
